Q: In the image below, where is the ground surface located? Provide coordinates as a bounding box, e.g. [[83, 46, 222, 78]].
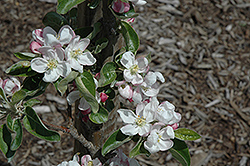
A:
[[0, 0, 250, 165]]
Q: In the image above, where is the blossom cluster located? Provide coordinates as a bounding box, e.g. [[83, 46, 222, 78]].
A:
[[30, 25, 96, 82], [0, 77, 20, 96], [57, 154, 101, 166], [116, 51, 181, 154]]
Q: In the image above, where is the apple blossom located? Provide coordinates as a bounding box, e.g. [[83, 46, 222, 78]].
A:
[[144, 124, 174, 154], [43, 25, 75, 47], [112, 0, 130, 13], [1, 78, 21, 95], [32, 28, 44, 45], [31, 48, 71, 82], [57, 154, 80, 166], [156, 101, 181, 125], [30, 41, 42, 54], [117, 100, 155, 136], [120, 51, 148, 85], [65, 36, 96, 73], [81, 155, 102, 166], [116, 81, 133, 100]]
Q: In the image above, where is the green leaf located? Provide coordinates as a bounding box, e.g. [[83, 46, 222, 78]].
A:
[[98, 62, 117, 87], [57, 0, 87, 14], [79, 71, 96, 97], [174, 128, 201, 141], [88, 0, 101, 9], [94, 38, 109, 54], [23, 99, 42, 107], [14, 52, 37, 60], [75, 26, 93, 38], [57, 71, 79, 95], [120, 21, 139, 53], [43, 11, 69, 32], [129, 138, 150, 158], [169, 138, 191, 166], [0, 125, 8, 155], [75, 76, 99, 113], [87, 22, 102, 40], [10, 119, 23, 151], [89, 106, 108, 124], [0, 87, 8, 103], [1, 124, 16, 161], [102, 129, 132, 156], [6, 114, 13, 131], [22, 74, 49, 100], [5, 61, 36, 77], [23, 107, 60, 142], [11, 89, 27, 105]]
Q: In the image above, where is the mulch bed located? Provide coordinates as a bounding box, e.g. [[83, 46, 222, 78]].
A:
[[0, 0, 250, 165]]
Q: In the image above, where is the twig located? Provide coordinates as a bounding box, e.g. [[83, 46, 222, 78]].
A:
[[68, 119, 97, 156]]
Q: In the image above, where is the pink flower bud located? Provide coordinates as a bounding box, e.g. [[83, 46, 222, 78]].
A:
[[169, 123, 179, 130], [32, 29, 44, 45], [2, 78, 20, 95], [100, 92, 108, 103], [30, 41, 42, 54], [112, 0, 130, 13]]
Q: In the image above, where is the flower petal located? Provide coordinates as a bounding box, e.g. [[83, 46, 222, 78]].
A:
[[77, 38, 90, 51], [117, 109, 137, 123], [158, 139, 173, 151], [136, 57, 148, 73], [78, 52, 96, 66], [121, 51, 135, 69], [58, 25, 75, 46], [31, 58, 48, 73], [120, 124, 138, 136], [43, 69, 60, 82]]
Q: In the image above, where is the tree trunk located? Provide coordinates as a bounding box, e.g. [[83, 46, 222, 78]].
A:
[[74, 0, 122, 159]]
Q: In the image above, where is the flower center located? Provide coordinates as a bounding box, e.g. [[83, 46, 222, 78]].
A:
[[71, 49, 82, 59], [142, 86, 150, 92], [47, 59, 58, 70], [136, 115, 146, 127], [130, 64, 139, 75], [157, 133, 162, 142], [87, 161, 93, 166], [157, 107, 163, 112]]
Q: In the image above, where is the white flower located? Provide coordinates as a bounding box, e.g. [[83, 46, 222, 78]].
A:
[[140, 71, 165, 97], [121, 51, 148, 85], [43, 25, 75, 47], [1, 78, 21, 95], [81, 155, 102, 166], [130, 0, 147, 5], [65, 36, 96, 73], [156, 101, 181, 125], [144, 124, 174, 154], [117, 100, 155, 136], [116, 81, 133, 100], [57, 154, 80, 166], [31, 48, 71, 82]]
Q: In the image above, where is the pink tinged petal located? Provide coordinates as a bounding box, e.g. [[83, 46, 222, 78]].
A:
[[30, 41, 42, 54], [112, 0, 130, 13], [118, 84, 133, 99], [115, 80, 126, 86], [77, 38, 90, 51], [120, 124, 138, 136], [67, 91, 81, 105], [81, 155, 92, 165], [31, 58, 48, 73], [136, 57, 148, 73], [121, 51, 135, 69], [43, 69, 60, 82], [58, 25, 75, 46], [158, 139, 173, 151], [38, 46, 53, 55], [117, 109, 137, 123], [131, 73, 143, 85], [79, 97, 91, 111], [100, 92, 108, 102], [32, 29, 44, 45], [78, 52, 96, 65]]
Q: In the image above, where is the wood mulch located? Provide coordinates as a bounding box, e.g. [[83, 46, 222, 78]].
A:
[[0, 0, 250, 165]]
